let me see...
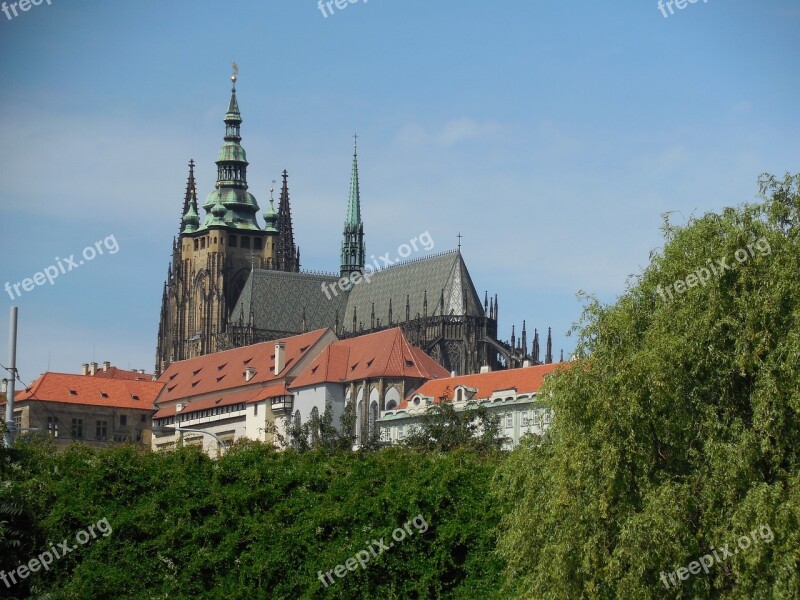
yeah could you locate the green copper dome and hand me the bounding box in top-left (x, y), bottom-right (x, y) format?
top-left (196, 72), bottom-right (264, 232)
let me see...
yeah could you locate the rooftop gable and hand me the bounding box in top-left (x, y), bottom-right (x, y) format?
top-left (289, 327), bottom-right (449, 388)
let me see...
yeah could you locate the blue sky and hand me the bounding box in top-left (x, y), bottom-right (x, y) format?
top-left (1, 0), bottom-right (798, 384)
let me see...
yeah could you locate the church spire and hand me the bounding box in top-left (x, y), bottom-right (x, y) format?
top-left (181, 159), bottom-right (200, 234)
top-left (201, 63), bottom-right (260, 231)
top-left (545, 327), bottom-right (553, 364)
top-left (277, 170), bottom-right (299, 272)
top-left (341, 135), bottom-right (365, 277)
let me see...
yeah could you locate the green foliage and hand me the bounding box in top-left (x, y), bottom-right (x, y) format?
top-left (495, 173), bottom-right (800, 598)
top-left (403, 401), bottom-right (504, 454)
top-left (2, 440), bottom-right (506, 598)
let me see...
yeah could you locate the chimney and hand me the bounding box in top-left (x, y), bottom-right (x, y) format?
top-left (450, 371), bottom-right (456, 377)
top-left (480, 365), bottom-right (492, 374)
top-left (245, 367), bottom-right (256, 382)
top-left (81, 363), bottom-right (89, 376)
top-left (523, 359), bottom-right (532, 368)
top-left (274, 342), bottom-right (286, 376)
top-left (90, 362), bottom-right (98, 376)
top-left (102, 361), bottom-right (110, 372)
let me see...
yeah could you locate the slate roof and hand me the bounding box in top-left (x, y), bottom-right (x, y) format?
top-left (231, 250), bottom-right (485, 336)
top-left (229, 270), bottom-right (346, 334)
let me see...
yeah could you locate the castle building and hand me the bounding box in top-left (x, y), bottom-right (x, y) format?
top-left (156, 71), bottom-right (554, 378)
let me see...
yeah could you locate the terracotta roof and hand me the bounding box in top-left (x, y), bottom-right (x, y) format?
top-left (289, 327), bottom-right (450, 389)
top-left (398, 363), bottom-right (564, 409)
top-left (9, 372), bottom-right (163, 410)
top-left (89, 367), bottom-right (153, 381)
top-left (153, 383), bottom-right (288, 419)
top-left (155, 328), bottom-right (329, 404)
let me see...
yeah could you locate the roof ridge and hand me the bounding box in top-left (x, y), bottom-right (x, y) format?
top-left (368, 248), bottom-right (458, 274)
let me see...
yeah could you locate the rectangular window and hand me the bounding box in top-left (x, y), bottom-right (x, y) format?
top-left (47, 416), bottom-right (59, 437)
top-left (120, 415), bottom-right (127, 427)
top-left (522, 414), bottom-right (529, 427)
top-left (71, 419), bottom-right (83, 439)
top-left (96, 420), bottom-right (107, 441)
top-left (194, 239), bottom-right (199, 250)
top-left (398, 425), bottom-right (405, 440)
top-left (505, 414), bottom-right (513, 429)
top-left (13, 412), bottom-right (22, 431)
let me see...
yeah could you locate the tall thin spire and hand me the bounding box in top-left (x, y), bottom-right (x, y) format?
top-left (276, 170), bottom-right (299, 272)
top-left (341, 134), bottom-right (365, 277)
top-left (545, 327), bottom-right (553, 364)
top-left (181, 159), bottom-right (200, 234)
top-left (533, 328), bottom-right (540, 364)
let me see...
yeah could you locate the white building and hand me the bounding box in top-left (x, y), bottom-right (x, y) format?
top-left (379, 363), bottom-right (562, 450)
top-left (151, 327), bottom-right (448, 455)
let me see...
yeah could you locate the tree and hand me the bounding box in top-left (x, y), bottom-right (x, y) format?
top-left (495, 173), bottom-right (800, 598)
top-left (403, 399), bottom-right (504, 453)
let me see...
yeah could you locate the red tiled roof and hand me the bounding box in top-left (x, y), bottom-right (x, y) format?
top-left (89, 367), bottom-right (153, 381)
top-left (9, 372), bottom-right (163, 410)
top-left (155, 329), bottom-right (329, 404)
top-left (289, 327), bottom-right (450, 389)
top-left (152, 383), bottom-right (288, 419)
top-left (398, 363), bottom-right (565, 409)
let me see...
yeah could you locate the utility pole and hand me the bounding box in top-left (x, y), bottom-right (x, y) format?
top-left (3, 306), bottom-right (18, 448)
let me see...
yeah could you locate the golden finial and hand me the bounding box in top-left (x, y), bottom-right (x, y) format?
top-left (231, 61), bottom-right (239, 86)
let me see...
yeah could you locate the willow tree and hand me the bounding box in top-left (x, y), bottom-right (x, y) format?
top-left (495, 173), bottom-right (800, 599)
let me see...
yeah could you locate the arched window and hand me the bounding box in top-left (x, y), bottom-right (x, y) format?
top-left (356, 401), bottom-right (363, 445)
top-left (369, 400), bottom-right (379, 439)
top-left (385, 400), bottom-right (397, 411)
top-left (310, 406), bottom-right (320, 444)
top-left (456, 388), bottom-right (464, 402)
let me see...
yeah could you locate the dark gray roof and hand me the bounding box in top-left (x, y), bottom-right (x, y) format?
top-left (230, 270), bottom-right (346, 334)
top-left (343, 250), bottom-right (485, 327)
top-left (231, 250), bottom-right (484, 335)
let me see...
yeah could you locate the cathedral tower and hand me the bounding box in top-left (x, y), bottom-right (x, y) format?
top-left (155, 67), bottom-right (293, 375)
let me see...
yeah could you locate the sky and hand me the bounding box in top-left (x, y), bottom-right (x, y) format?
top-left (0, 0), bottom-right (798, 386)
